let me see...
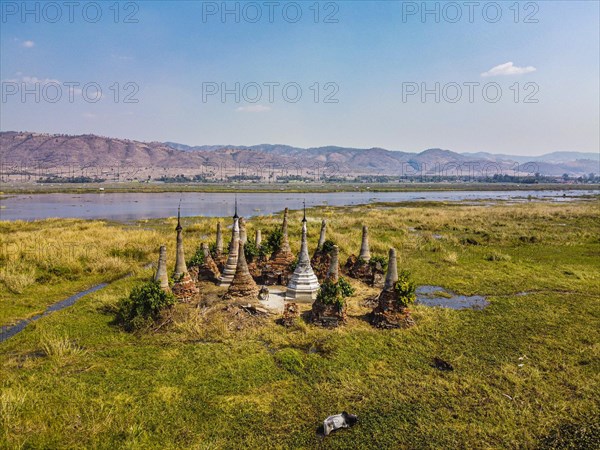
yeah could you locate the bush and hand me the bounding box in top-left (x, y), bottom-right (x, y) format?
top-left (338, 276), bottom-right (355, 297)
top-left (316, 280), bottom-right (344, 309)
top-left (369, 255), bottom-right (387, 270)
top-left (260, 227), bottom-right (283, 257)
top-left (289, 257), bottom-right (298, 272)
top-left (209, 242), bottom-right (219, 259)
top-left (394, 270), bottom-right (416, 308)
top-left (321, 239), bottom-right (336, 253)
top-left (116, 280), bottom-right (176, 331)
top-left (244, 240), bottom-right (258, 262)
top-left (187, 246), bottom-right (205, 267)
top-left (316, 276), bottom-right (354, 310)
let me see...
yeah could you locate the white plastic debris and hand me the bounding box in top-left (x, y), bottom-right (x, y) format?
top-left (323, 412), bottom-right (358, 436)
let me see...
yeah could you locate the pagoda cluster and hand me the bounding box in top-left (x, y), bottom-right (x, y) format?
top-left (153, 201), bottom-right (414, 329)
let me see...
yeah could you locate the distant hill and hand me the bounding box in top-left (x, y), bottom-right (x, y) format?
top-left (164, 140), bottom-right (598, 176)
top-left (1, 131), bottom-right (596, 179)
top-left (461, 151), bottom-right (599, 164)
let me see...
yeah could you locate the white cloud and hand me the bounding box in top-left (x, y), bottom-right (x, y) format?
top-left (21, 40), bottom-right (35, 48)
top-left (21, 76), bottom-right (60, 84)
top-left (1, 75), bottom-right (60, 84)
top-left (235, 104), bottom-right (271, 113)
top-left (481, 62), bottom-right (536, 77)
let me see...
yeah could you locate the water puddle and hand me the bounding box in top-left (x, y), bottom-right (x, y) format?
top-left (416, 285), bottom-right (489, 310)
top-left (1, 283), bottom-right (109, 343)
top-left (0, 263), bottom-right (153, 343)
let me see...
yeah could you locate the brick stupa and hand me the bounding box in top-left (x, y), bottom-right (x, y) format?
top-left (344, 225), bottom-right (385, 287)
top-left (370, 248), bottom-right (415, 329)
top-left (262, 208), bottom-right (295, 285)
top-left (189, 243), bottom-right (220, 284)
top-left (171, 207), bottom-right (199, 302)
top-left (310, 245), bottom-right (347, 327)
top-left (311, 219), bottom-right (332, 281)
top-left (224, 241), bottom-right (259, 301)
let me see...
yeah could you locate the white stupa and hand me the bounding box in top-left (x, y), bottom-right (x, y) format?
top-left (286, 204), bottom-right (320, 302)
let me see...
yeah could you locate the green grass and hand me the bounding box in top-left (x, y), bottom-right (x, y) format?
top-left (1, 199), bottom-right (599, 448)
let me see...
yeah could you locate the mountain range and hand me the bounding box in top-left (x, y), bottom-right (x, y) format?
top-left (1, 131), bottom-right (597, 179)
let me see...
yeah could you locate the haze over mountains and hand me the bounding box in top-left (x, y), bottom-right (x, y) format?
top-left (1, 131), bottom-right (597, 179)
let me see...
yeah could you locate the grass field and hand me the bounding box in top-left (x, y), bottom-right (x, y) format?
top-left (1, 198), bottom-right (599, 448)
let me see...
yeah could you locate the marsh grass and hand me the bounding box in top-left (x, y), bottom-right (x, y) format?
top-left (39, 331), bottom-right (86, 363)
top-left (0, 199), bottom-right (599, 448)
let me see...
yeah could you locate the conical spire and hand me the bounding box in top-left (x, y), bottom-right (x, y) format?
top-left (297, 216), bottom-right (310, 265)
top-left (201, 242), bottom-right (211, 258)
top-left (327, 245), bottom-right (339, 283)
top-left (154, 245), bottom-right (170, 291)
top-left (174, 207), bottom-right (187, 277)
top-left (279, 207), bottom-right (291, 253)
top-left (230, 214), bottom-right (240, 252)
top-left (234, 240), bottom-right (250, 276)
top-left (216, 222), bottom-right (223, 255)
top-left (359, 226), bottom-right (371, 262)
top-left (239, 217), bottom-right (247, 245)
top-left (233, 195), bottom-right (239, 219)
top-left (255, 229), bottom-right (262, 247)
top-left (383, 248), bottom-right (398, 291)
top-left (175, 203), bottom-right (182, 231)
top-left (317, 219), bottom-right (327, 250)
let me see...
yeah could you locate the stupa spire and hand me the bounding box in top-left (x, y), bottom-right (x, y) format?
top-left (279, 207), bottom-right (291, 253)
top-left (255, 229), bottom-right (262, 247)
top-left (383, 247), bottom-right (398, 291)
top-left (174, 204), bottom-right (187, 277)
top-left (176, 201), bottom-right (182, 231)
top-left (317, 219), bottom-right (327, 250)
top-left (215, 222), bottom-right (223, 255)
top-left (239, 217), bottom-right (247, 245)
top-left (154, 245), bottom-right (170, 292)
top-left (359, 226), bottom-right (371, 262)
top-left (298, 214), bottom-right (310, 265)
top-left (327, 245), bottom-right (339, 283)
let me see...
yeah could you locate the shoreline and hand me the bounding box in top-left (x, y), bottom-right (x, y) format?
top-left (1, 182), bottom-right (598, 195)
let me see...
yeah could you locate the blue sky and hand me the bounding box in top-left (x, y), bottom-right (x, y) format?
top-left (1, 1), bottom-right (598, 155)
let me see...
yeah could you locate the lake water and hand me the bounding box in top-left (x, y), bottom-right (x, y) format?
top-left (0, 189), bottom-right (596, 222)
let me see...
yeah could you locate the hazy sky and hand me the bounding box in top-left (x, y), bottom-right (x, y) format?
top-left (1, 1), bottom-right (599, 155)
